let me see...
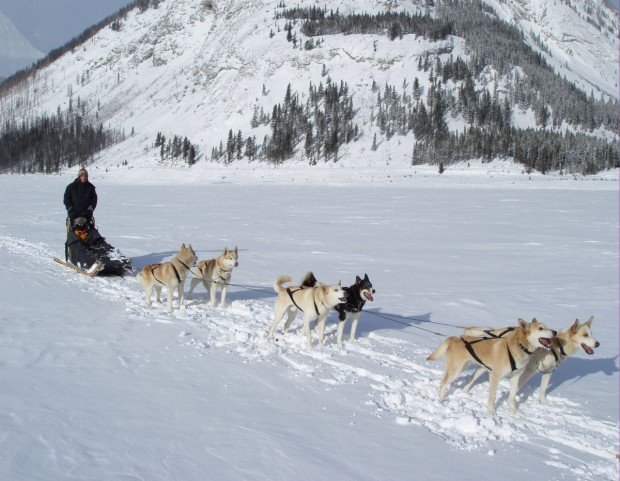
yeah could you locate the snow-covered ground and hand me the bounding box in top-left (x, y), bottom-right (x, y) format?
top-left (0, 169), bottom-right (617, 481)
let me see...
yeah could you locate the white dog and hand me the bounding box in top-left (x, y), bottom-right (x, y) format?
top-left (267, 273), bottom-right (346, 348)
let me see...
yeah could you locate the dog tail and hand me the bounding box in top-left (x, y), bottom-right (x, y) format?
top-left (300, 271), bottom-right (318, 288)
top-left (462, 326), bottom-right (493, 337)
top-left (273, 275), bottom-right (292, 294)
top-left (426, 339), bottom-right (449, 361)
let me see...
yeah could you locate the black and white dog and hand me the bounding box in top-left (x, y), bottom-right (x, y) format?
top-left (334, 274), bottom-right (375, 345)
top-left (301, 273), bottom-right (375, 345)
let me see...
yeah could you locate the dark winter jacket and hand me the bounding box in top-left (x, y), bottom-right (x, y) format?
top-left (64, 178), bottom-right (97, 222)
top-left (66, 227), bottom-right (123, 276)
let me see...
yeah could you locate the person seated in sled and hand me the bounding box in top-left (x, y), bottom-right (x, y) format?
top-left (66, 217), bottom-right (125, 276)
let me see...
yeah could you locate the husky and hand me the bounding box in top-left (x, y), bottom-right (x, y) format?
top-left (333, 274), bottom-right (375, 345)
top-left (188, 246), bottom-right (239, 308)
top-left (462, 316), bottom-right (598, 405)
top-left (137, 243), bottom-right (197, 314)
top-left (267, 272), bottom-right (347, 348)
top-left (427, 318), bottom-right (557, 414)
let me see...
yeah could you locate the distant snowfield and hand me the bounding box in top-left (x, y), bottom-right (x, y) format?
top-left (0, 170), bottom-right (617, 481)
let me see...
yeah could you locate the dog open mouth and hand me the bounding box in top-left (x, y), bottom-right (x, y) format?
top-left (581, 343), bottom-right (594, 355)
top-left (364, 292), bottom-right (374, 301)
top-left (538, 337), bottom-right (552, 348)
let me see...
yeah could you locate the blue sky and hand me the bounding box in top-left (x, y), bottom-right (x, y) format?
top-left (0, 0), bottom-right (134, 53)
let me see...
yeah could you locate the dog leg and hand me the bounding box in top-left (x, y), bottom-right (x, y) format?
top-left (317, 313), bottom-right (328, 346)
top-left (220, 284), bottom-right (228, 309)
top-left (282, 306), bottom-right (297, 332)
top-left (177, 280), bottom-right (185, 308)
top-left (462, 367), bottom-right (487, 394)
top-left (539, 372), bottom-right (552, 404)
top-left (302, 314), bottom-right (313, 348)
top-left (166, 285), bottom-right (174, 314)
top-left (154, 285), bottom-right (162, 304)
top-left (267, 301), bottom-right (287, 339)
top-left (508, 374), bottom-right (521, 413)
top-left (188, 277), bottom-right (200, 299)
top-left (438, 358), bottom-right (465, 401)
top-left (144, 283), bottom-right (153, 307)
top-left (336, 320), bottom-right (346, 345)
top-left (209, 281), bottom-right (218, 308)
top-left (486, 371), bottom-right (502, 415)
top-left (349, 311), bottom-right (361, 341)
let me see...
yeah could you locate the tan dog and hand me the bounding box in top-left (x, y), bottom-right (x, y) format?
top-left (267, 272), bottom-right (347, 348)
top-left (427, 318), bottom-right (557, 414)
top-left (188, 247), bottom-right (238, 308)
top-left (137, 244), bottom-right (197, 314)
top-left (462, 316), bottom-right (598, 405)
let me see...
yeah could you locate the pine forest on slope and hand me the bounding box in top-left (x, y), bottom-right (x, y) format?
top-left (0, 0), bottom-right (617, 175)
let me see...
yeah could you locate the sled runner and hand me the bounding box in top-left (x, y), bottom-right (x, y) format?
top-left (53, 257), bottom-right (104, 277)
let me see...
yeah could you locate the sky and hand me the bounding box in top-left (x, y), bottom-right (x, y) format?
top-left (0, 0), bottom-right (134, 53)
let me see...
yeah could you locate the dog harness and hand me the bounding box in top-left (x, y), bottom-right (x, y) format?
top-left (286, 287), bottom-right (320, 316)
top-left (460, 337), bottom-right (533, 372)
top-left (480, 327), bottom-right (515, 338)
top-left (150, 258), bottom-right (189, 285)
top-left (213, 267), bottom-right (233, 284)
top-left (149, 264), bottom-right (169, 285)
top-left (537, 343), bottom-right (567, 374)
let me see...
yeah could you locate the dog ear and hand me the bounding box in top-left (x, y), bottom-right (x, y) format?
top-left (584, 315), bottom-right (594, 327)
top-left (518, 318), bottom-right (527, 328)
top-left (224, 247), bottom-right (228, 254)
top-left (355, 275), bottom-right (362, 284)
top-left (570, 319), bottom-right (580, 333)
top-left (234, 246), bottom-right (238, 254)
top-left (364, 273), bottom-right (369, 281)
top-left (181, 243), bottom-right (186, 249)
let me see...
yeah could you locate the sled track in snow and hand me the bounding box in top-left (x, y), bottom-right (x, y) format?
top-left (1, 235), bottom-right (617, 480)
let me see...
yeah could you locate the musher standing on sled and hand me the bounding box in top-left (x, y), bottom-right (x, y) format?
top-left (60, 167), bottom-right (131, 275)
top-left (64, 167), bottom-right (97, 225)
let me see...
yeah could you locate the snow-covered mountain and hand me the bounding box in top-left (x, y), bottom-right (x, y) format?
top-left (486, 0), bottom-right (618, 99)
top-left (0, 8), bottom-right (43, 79)
top-left (0, 0), bottom-right (617, 173)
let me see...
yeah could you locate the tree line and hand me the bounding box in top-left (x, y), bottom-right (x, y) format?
top-left (0, 103), bottom-right (124, 173)
top-left (277, 6), bottom-right (454, 41)
top-left (155, 132), bottom-right (199, 165)
top-left (210, 78), bottom-right (357, 164)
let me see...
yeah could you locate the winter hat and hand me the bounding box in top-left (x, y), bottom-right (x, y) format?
top-left (78, 167), bottom-right (88, 177)
top-left (73, 217), bottom-right (88, 230)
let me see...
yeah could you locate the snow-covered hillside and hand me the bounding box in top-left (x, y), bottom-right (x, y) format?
top-left (0, 0), bottom-right (617, 173)
top-left (0, 8), bottom-right (43, 79)
top-left (486, 0), bottom-right (618, 99)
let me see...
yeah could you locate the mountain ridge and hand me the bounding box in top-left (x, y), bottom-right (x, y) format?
top-left (0, 0), bottom-right (617, 175)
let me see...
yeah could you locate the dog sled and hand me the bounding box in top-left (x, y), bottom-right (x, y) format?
top-left (59, 217), bottom-right (133, 276)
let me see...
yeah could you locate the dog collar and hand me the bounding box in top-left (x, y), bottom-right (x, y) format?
top-left (517, 341), bottom-right (532, 356)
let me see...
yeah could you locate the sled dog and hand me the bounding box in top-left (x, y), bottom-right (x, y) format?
top-left (427, 318), bottom-right (557, 414)
top-left (333, 274), bottom-right (375, 345)
top-left (188, 246), bottom-right (239, 308)
top-left (462, 316), bottom-right (598, 405)
top-left (267, 272), bottom-right (346, 348)
top-left (137, 243), bottom-right (197, 314)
